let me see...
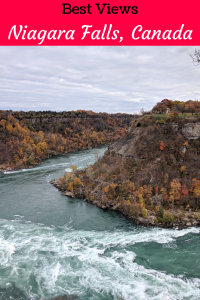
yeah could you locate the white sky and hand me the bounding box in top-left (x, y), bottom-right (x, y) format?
top-left (0, 46), bottom-right (199, 113)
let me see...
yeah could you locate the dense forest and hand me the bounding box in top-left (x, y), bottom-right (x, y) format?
top-left (53, 100), bottom-right (200, 228)
top-left (0, 109), bottom-right (135, 171)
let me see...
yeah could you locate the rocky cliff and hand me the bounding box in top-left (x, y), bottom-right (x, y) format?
top-left (109, 118), bottom-right (200, 158)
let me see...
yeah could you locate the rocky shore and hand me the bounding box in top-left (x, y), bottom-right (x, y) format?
top-left (50, 178), bottom-right (200, 230)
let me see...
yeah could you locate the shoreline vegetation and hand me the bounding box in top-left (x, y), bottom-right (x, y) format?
top-left (0, 109), bottom-right (135, 172)
top-left (51, 100), bottom-right (200, 229)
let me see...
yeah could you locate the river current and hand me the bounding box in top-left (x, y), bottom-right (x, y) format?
top-left (0, 146), bottom-right (200, 300)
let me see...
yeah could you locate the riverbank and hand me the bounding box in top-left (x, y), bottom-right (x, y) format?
top-left (50, 178), bottom-right (200, 229)
top-left (0, 146), bottom-right (106, 173)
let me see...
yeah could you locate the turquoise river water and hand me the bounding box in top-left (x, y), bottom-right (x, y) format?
top-left (0, 146), bottom-right (200, 300)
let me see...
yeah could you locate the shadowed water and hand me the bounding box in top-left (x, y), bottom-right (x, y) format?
top-left (0, 146), bottom-right (200, 300)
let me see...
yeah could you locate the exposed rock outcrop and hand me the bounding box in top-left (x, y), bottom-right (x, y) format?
top-left (109, 127), bottom-right (144, 158)
top-left (182, 122), bottom-right (200, 139)
top-left (109, 121), bottom-right (200, 158)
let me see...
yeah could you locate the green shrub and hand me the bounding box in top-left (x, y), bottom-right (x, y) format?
top-left (162, 213), bottom-right (174, 224)
top-left (157, 207), bottom-right (164, 219)
top-left (142, 208), bottom-right (148, 218)
top-left (130, 204), bottom-right (139, 218)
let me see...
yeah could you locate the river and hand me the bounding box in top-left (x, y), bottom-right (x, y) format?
top-left (0, 146), bottom-right (200, 300)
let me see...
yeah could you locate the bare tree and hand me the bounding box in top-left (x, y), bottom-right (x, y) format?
top-left (190, 49), bottom-right (200, 65)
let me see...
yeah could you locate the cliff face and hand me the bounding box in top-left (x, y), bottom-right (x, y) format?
top-left (109, 119), bottom-right (200, 158)
top-left (182, 122), bottom-right (200, 139)
top-left (23, 115), bottom-right (136, 125)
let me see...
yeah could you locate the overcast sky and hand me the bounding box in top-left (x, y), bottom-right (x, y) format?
top-left (0, 46), bottom-right (199, 113)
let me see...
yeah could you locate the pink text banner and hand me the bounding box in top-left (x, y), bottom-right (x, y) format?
top-left (0, 0), bottom-right (199, 45)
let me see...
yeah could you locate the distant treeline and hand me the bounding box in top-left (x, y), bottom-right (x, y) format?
top-left (151, 99), bottom-right (200, 115)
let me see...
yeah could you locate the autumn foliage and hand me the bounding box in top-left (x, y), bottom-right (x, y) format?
top-left (152, 99), bottom-right (200, 116)
top-left (0, 110), bottom-right (135, 170)
top-left (160, 141), bottom-right (165, 151)
top-left (57, 101), bottom-right (200, 226)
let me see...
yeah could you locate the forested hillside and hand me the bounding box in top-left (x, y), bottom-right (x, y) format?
top-left (52, 100), bottom-right (200, 228)
top-left (0, 109), bottom-right (135, 171)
